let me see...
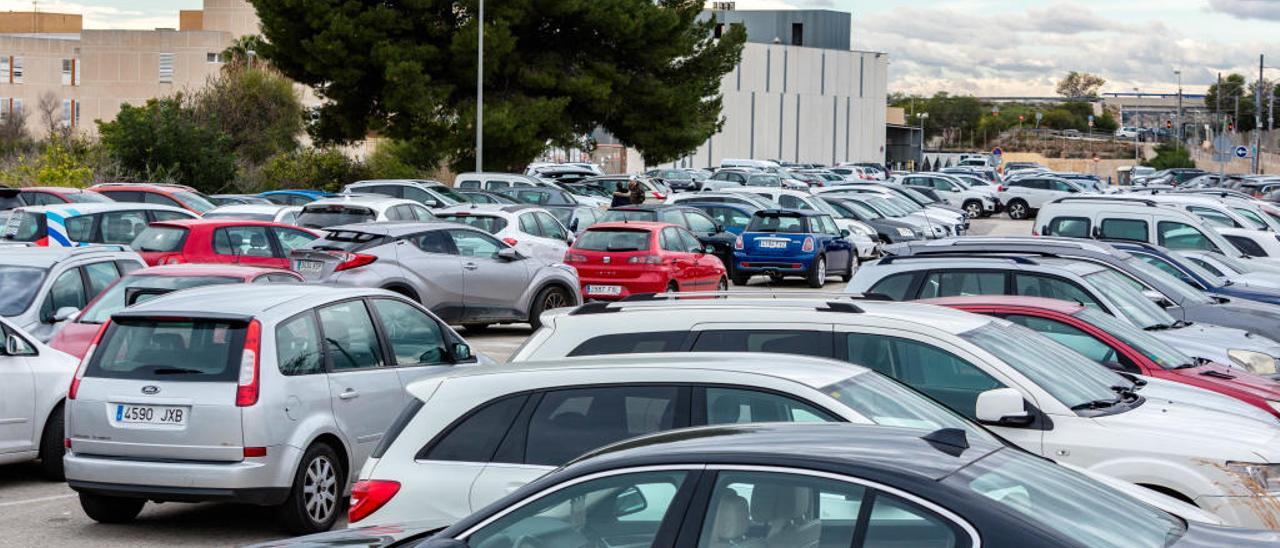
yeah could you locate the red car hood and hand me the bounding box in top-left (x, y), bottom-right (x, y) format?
top-left (1171, 362), bottom-right (1280, 400)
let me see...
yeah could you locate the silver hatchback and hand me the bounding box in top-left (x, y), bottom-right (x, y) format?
top-left (63, 284), bottom-right (479, 533)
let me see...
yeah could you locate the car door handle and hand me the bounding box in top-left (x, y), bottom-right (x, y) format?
top-left (463, 262), bottom-right (479, 270)
top-left (339, 389), bottom-right (360, 400)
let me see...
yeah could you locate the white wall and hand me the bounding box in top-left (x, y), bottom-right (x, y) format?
top-left (656, 42), bottom-right (887, 169)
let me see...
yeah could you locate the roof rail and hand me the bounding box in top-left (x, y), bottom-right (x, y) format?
top-left (878, 253), bottom-right (1038, 265)
top-left (1051, 196), bottom-right (1159, 207)
top-left (565, 291), bottom-right (890, 316)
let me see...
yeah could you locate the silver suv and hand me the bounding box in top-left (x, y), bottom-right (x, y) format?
top-left (291, 222), bottom-right (581, 330)
top-left (63, 284), bottom-right (479, 533)
top-left (0, 246), bottom-right (145, 341)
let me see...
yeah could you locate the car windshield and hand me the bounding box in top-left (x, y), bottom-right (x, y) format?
top-left (864, 196), bottom-right (907, 217)
top-left (0, 265), bottom-right (47, 316)
top-left (1122, 257), bottom-right (1214, 305)
top-left (821, 371), bottom-right (997, 443)
top-left (79, 275), bottom-right (242, 324)
top-left (959, 322), bottom-right (1128, 410)
top-left (884, 195), bottom-right (925, 213)
top-left (428, 185), bottom-right (467, 204)
top-left (437, 214), bottom-right (508, 234)
top-left (842, 200), bottom-right (883, 219)
top-left (173, 191), bottom-right (217, 214)
top-left (601, 210), bottom-right (657, 223)
top-left (945, 448), bottom-right (1185, 548)
top-left (203, 212), bottom-right (276, 222)
top-left (65, 191), bottom-right (112, 203)
top-left (893, 186), bottom-right (936, 205)
top-left (574, 229), bottom-right (650, 252)
top-left (1075, 308), bottom-right (1194, 370)
top-left (1081, 269), bottom-right (1177, 330)
top-left (747, 175), bottom-right (781, 187)
top-left (297, 205), bottom-right (377, 229)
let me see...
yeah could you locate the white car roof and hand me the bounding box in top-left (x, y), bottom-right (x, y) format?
top-left (14, 203), bottom-right (192, 216)
top-left (306, 195), bottom-right (421, 211)
top-left (437, 204), bottom-right (552, 219)
top-left (119, 284), bottom-right (404, 323)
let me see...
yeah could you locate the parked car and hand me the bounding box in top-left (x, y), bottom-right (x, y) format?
top-left (453, 172), bottom-right (547, 192)
top-left (453, 189), bottom-right (519, 205)
top-left (130, 218), bottom-right (319, 268)
top-left (1175, 248), bottom-right (1280, 289)
top-left (0, 186), bottom-right (111, 210)
top-left (88, 183), bottom-right (218, 215)
top-left (291, 221), bottom-right (580, 330)
top-left (601, 204), bottom-right (738, 279)
top-left (295, 195), bottom-right (435, 230)
top-left (816, 185), bottom-right (966, 237)
top-left (544, 204), bottom-right (603, 235)
top-left (644, 168), bottom-right (700, 191)
top-left (928, 295), bottom-right (1280, 418)
top-left (1116, 126), bottom-right (1142, 139)
top-left (494, 186), bottom-right (583, 210)
top-left (209, 194), bottom-right (275, 206)
top-left (435, 205), bottom-right (573, 264)
top-left (258, 190), bottom-right (336, 206)
top-left (850, 241), bottom-right (1280, 375)
top-left (339, 352), bottom-right (999, 528)
top-left (48, 264), bottom-right (302, 359)
top-left (203, 204), bottom-right (304, 225)
top-left (668, 190), bottom-right (777, 209)
top-left (63, 284), bottom-right (480, 533)
top-left (583, 175), bottom-right (672, 203)
top-left (723, 187), bottom-right (880, 260)
top-left (898, 173), bottom-right (1000, 218)
top-left (0, 317), bottom-right (79, 479)
top-left (0, 246), bottom-right (144, 341)
top-left (821, 195), bottom-right (924, 243)
top-left (343, 179), bottom-right (468, 209)
top-left (1114, 240), bottom-right (1280, 307)
top-left (680, 201), bottom-right (756, 235)
top-left (999, 176), bottom-right (1085, 219)
top-left (567, 222), bottom-right (727, 299)
top-left (733, 209), bottom-right (854, 287)
top-left (2, 203), bottom-right (197, 247)
top-left (514, 295), bottom-right (1280, 529)
top-left (1036, 196), bottom-right (1245, 258)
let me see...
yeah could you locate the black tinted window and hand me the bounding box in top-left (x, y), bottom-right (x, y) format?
top-left (690, 330), bottom-right (832, 358)
top-left (86, 319), bottom-right (246, 382)
top-left (1226, 235), bottom-right (1268, 257)
top-left (569, 331), bottom-right (687, 356)
top-left (420, 395), bottom-right (528, 462)
top-left (1046, 217), bottom-right (1090, 238)
top-left (525, 386), bottom-right (680, 466)
top-left (1099, 219), bottom-right (1148, 242)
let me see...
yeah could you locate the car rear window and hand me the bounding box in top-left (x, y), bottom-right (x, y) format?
top-left (297, 205), bottom-right (377, 229)
top-left (65, 191), bottom-right (113, 203)
top-left (1, 211), bottom-right (44, 242)
top-left (747, 213), bottom-right (807, 233)
top-left (437, 214), bottom-right (508, 234)
top-left (601, 210), bottom-right (657, 223)
top-left (203, 212), bottom-right (276, 222)
top-left (574, 229), bottom-right (651, 251)
top-left (309, 229), bottom-right (390, 252)
top-left (131, 226), bottom-right (189, 252)
top-left (85, 318), bottom-right (247, 382)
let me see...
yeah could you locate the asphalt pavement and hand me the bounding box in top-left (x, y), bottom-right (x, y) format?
top-left (0, 216), bottom-right (1028, 548)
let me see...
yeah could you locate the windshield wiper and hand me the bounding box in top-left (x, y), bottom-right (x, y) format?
top-left (1144, 323), bottom-right (1173, 331)
top-left (1171, 320), bottom-right (1194, 328)
top-left (1070, 397), bottom-right (1121, 411)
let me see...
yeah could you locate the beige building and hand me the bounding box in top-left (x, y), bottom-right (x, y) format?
top-left (0, 0), bottom-right (261, 137)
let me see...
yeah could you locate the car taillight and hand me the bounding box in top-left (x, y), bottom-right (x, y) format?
top-left (734, 236), bottom-right (743, 250)
top-left (159, 254), bottom-right (185, 265)
top-left (564, 252), bottom-right (587, 263)
top-left (628, 255), bottom-right (664, 264)
top-left (802, 237), bottom-right (815, 252)
top-left (70, 320), bottom-right (110, 400)
top-left (349, 480), bottom-right (401, 523)
top-left (236, 320), bottom-right (261, 407)
top-left (502, 237), bottom-right (518, 246)
top-left (997, 185), bottom-right (1005, 192)
top-left (334, 253), bottom-right (377, 272)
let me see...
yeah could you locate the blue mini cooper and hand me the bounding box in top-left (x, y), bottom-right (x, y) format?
top-left (733, 209), bottom-right (854, 287)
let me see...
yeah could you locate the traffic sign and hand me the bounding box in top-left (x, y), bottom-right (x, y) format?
top-left (1213, 135), bottom-right (1234, 154)
top-left (1235, 145), bottom-right (1250, 159)
top-left (992, 147), bottom-right (1003, 157)
top-left (1035, 112), bottom-right (1043, 122)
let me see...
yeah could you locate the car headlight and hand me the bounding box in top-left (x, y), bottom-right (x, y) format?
top-left (852, 224), bottom-right (875, 237)
top-left (896, 227), bottom-right (914, 237)
top-left (1226, 462), bottom-right (1280, 494)
top-left (1229, 349), bottom-right (1277, 375)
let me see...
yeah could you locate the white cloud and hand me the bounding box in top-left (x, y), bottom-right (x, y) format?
top-left (1207, 0), bottom-right (1280, 21)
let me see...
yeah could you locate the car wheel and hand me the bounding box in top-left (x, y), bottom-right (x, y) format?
top-left (807, 255), bottom-right (827, 288)
top-left (1007, 199), bottom-right (1030, 220)
top-left (38, 403), bottom-right (65, 481)
top-left (717, 278), bottom-right (729, 291)
top-left (963, 200), bottom-right (983, 219)
top-left (462, 323), bottom-right (491, 333)
top-left (841, 255), bottom-right (855, 283)
top-left (667, 281), bottom-right (680, 293)
top-left (277, 443), bottom-right (345, 534)
top-left (731, 273), bottom-right (751, 286)
top-left (529, 285), bottom-right (571, 330)
top-left (79, 492), bottom-right (145, 524)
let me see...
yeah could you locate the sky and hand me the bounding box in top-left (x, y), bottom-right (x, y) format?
top-left (9, 0), bottom-right (1280, 96)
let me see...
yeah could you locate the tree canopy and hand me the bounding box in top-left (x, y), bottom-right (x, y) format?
top-left (1056, 72), bottom-right (1106, 98)
top-left (251, 0), bottom-right (746, 171)
top-left (97, 97), bottom-right (237, 192)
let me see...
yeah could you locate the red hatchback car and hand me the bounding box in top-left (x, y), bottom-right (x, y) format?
top-left (565, 221), bottom-right (727, 300)
top-left (88, 183), bottom-right (219, 215)
top-left (0, 186), bottom-right (112, 208)
top-left (48, 264), bottom-right (303, 358)
top-left (129, 218), bottom-right (319, 268)
top-left (923, 295), bottom-right (1280, 419)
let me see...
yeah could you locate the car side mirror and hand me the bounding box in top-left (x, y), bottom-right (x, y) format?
top-left (714, 222), bottom-right (726, 233)
top-left (615, 486), bottom-right (648, 517)
top-left (975, 388), bottom-right (1033, 427)
top-left (497, 247), bottom-right (522, 261)
top-left (840, 229), bottom-right (851, 238)
top-left (426, 200), bottom-right (442, 208)
top-left (1141, 289), bottom-right (1173, 308)
top-left (451, 342), bottom-right (473, 362)
top-left (53, 306), bottom-right (79, 323)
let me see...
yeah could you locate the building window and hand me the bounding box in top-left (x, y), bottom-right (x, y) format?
top-left (61, 58), bottom-right (79, 86)
top-left (714, 23), bottom-right (724, 39)
top-left (1, 56), bottom-right (21, 84)
top-left (0, 98), bottom-right (18, 120)
top-left (791, 22), bottom-right (803, 46)
top-left (60, 99), bottom-right (79, 128)
top-left (158, 53), bottom-right (174, 83)
top-left (206, 52), bottom-right (222, 64)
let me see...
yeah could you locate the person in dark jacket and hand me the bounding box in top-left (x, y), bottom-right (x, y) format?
top-left (610, 183), bottom-right (631, 207)
top-left (628, 178), bottom-right (646, 205)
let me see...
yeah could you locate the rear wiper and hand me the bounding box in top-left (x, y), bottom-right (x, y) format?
top-left (605, 246), bottom-right (642, 252)
top-left (311, 245), bottom-right (345, 251)
top-left (144, 366), bottom-right (206, 375)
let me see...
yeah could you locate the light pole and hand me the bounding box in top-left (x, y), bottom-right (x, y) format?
top-left (475, 0), bottom-right (484, 173)
top-left (1174, 69), bottom-right (1183, 146)
top-left (918, 112), bottom-right (929, 170)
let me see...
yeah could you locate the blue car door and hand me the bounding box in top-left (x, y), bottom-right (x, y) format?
top-left (817, 215), bottom-right (852, 269)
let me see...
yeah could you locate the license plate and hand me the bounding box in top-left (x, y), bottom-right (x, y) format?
top-left (759, 240), bottom-right (788, 249)
top-left (585, 285), bottom-right (623, 296)
top-left (115, 404), bottom-right (188, 425)
top-left (295, 260), bottom-right (324, 273)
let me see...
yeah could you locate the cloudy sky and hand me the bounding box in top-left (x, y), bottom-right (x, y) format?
top-left (9, 0), bottom-right (1279, 96)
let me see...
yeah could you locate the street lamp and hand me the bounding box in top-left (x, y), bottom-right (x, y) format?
top-left (476, 0), bottom-right (484, 173)
top-left (1174, 69), bottom-right (1183, 145)
top-left (919, 112), bottom-right (930, 169)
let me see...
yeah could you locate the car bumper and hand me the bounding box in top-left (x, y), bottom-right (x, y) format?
top-left (64, 446), bottom-right (300, 504)
top-left (734, 257), bottom-right (814, 275)
top-left (1196, 494), bottom-right (1280, 530)
top-left (850, 236), bottom-right (878, 258)
top-left (578, 273), bottom-right (670, 300)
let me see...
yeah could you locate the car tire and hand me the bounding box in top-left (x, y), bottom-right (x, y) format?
top-left (38, 403), bottom-right (65, 481)
top-left (717, 278), bottom-right (729, 291)
top-left (667, 281), bottom-right (680, 293)
top-left (731, 273), bottom-right (751, 286)
top-left (963, 200), bottom-right (983, 219)
top-left (528, 285), bottom-right (571, 330)
top-left (79, 492), bottom-right (145, 524)
top-left (277, 443), bottom-right (345, 534)
top-left (841, 255), bottom-right (855, 283)
top-left (1007, 199), bottom-right (1030, 220)
top-left (807, 255), bottom-right (827, 288)
top-left (462, 323), bottom-right (491, 333)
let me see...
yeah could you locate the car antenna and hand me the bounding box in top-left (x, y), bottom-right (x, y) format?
top-left (921, 428), bottom-right (968, 457)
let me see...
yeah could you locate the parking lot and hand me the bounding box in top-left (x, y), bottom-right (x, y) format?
top-left (0, 216), bottom-right (1026, 548)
